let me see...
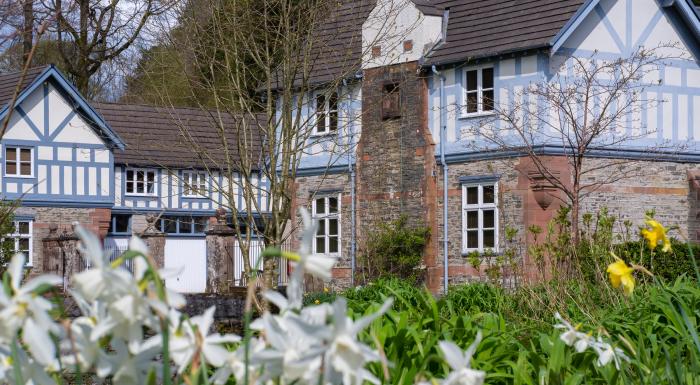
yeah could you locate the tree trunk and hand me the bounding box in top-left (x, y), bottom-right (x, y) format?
top-left (22, 0), bottom-right (34, 65)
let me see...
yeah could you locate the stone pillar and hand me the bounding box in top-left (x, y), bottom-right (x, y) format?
top-left (42, 224), bottom-right (62, 276)
top-left (41, 224), bottom-right (85, 290)
top-left (205, 209), bottom-right (235, 294)
top-left (141, 215), bottom-right (165, 269)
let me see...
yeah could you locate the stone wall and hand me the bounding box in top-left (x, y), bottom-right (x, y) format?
top-left (438, 158), bottom-right (527, 287)
top-left (357, 61), bottom-right (439, 291)
top-left (291, 172), bottom-right (354, 289)
top-left (579, 159), bottom-right (697, 240)
top-left (15, 206), bottom-right (111, 275)
top-left (438, 156), bottom-right (700, 288)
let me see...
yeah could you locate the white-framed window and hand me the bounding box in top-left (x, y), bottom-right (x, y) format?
top-left (314, 91), bottom-right (339, 135)
top-left (125, 168), bottom-right (157, 196)
top-left (312, 194), bottom-right (340, 255)
top-left (182, 171), bottom-right (207, 197)
top-left (4, 146), bottom-right (32, 177)
top-left (463, 67), bottom-right (494, 116)
top-left (3, 220), bottom-right (32, 265)
top-left (462, 182), bottom-right (498, 253)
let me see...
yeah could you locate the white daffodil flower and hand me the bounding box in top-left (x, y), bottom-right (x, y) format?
top-left (323, 297), bottom-right (393, 385)
top-left (72, 226), bottom-right (133, 303)
top-left (553, 313), bottom-right (629, 370)
top-left (437, 332), bottom-right (485, 385)
top-left (169, 306), bottom-right (241, 371)
top-left (211, 337), bottom-right (264, 385)
top-left (0, 254), bottom-right (62, 371)
top-left (253, 311), bottom-right (325, 384)
top-left (61, 316), bottom-right (112, 376)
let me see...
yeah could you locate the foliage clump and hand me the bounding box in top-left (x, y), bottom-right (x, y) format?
top-left (357, 215), bottom-right (429, 284)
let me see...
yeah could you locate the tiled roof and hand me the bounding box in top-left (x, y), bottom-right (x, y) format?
top-left (424, 0), bottom-right (585, 66)
top-left (303, 0), bottom-right (376, 86)
top-left (0, 65), bottom-right (48, 110)
top-left (94, 103), bottom-right (266, 170)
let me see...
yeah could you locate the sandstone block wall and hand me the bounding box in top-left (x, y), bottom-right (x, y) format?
top-left (291, 172), bottom-right (354, 289)
top-left (14, 206), bottom-right (111, 275)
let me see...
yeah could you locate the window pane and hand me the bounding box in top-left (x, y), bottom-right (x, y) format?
top-left (17, 221), bottom-right (29, 234)
top-left (115, 215), bottom-right (130, 233)
top-left (329, 236), bottom-right (338, 253)
top-left (126, 182), bottom-right (134, 193)
top-left (136, 182), bottom-right (144, 194)
top-left (194, 217), bottom-right (208, 233)
top-left (483, 230), bottom-right (495, 248)
top-left (466, 211), bottom-right (478, 229)
top-left (328, 218), bottom-right (338, 236)
top-left (483, 209), bottom-right (495, 228)
top-left (466, 92), bottom-right (478, 114)
top-left (146, 181), bottom-right (155, 194)
top-left (6, 147), bottom-right (16, 161)
top-left (482, 68), bottom-right (494, 89)
top-left (329, 93), bottom-right (338, 132)
top-left (467, 230), bottom-right (478, 249)
top-left (317, 219), bottom-right (325, 235)
top-left (147, 172), bottom-right (155, 184)
top-left (466, 186), bottom-right (478, 204)
top-left (18, 238), bottom-right (29, 252)
top-left (136, 171), bottom-right (144, 182)
top-left (466, 70), bottom-right (477, 91)
top-left (20, 162), bottom-right (31, 176)
top-left (19, 149), bottom-right (30, 162)
top-left (483, 185), bottom-right (495, 204)
top-left (316, 94), bottom-right (326, 132)
top-left (483, 90), bottom-right (494, 111)
top-left (6, 162), bottom-right (16, 175)
top-left (163, 218), bottom-right (177, 233)
top-left (316, 236), bottom-right (326, 254)
top-left (315, 198), bottom-right (325, 215)
top-left (179, 218), bottom-right (192, 233)
top-left (328, 197), bottom-right (338, 213)
top-left (126, 170), bottom-right (134, 181)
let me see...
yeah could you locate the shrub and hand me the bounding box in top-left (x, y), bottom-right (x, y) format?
top-left (614, 239), bottom-right (700, 282)
top-left (357, 215), bottom-right (430, 283)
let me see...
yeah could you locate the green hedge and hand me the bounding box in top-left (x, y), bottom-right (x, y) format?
top-left (613, 240), bottom-right (700, 282)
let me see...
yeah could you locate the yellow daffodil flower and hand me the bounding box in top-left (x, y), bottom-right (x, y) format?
top-left (641, 218), bottom-right (672, 253)
top-left (607, 257), bottom-right (635, 295)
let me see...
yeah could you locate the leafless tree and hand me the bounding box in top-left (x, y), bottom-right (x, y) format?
top-left (469, 44), bottom-right (687, 246)
top-left (130, 0), bottom-right (419, 289)
top-left (35, 0), bottom-right (172, 97)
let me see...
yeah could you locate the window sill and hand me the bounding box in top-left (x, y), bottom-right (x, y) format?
top-left (124, 193), bottom-right (158, 198)
top-left (310, 131), bottom-right (338, 138)
top-left (182, 195), bottom-right (209, 199)
top-left (4, 174), bottom-right (35, 179)
top-left (461, 250), bottom-right (501, 257)
top-left (458, 111), bottom-right (496, 120)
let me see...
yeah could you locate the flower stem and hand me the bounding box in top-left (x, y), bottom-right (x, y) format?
top-left (10, 338), bottom-right (23, 385)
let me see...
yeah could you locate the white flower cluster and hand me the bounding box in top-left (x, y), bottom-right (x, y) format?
top-left (0, 210), bottom-right (405, 385)
top-left (554, 312), bottom-right (630, 369)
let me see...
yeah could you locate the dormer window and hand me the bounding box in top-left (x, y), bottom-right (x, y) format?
top-left (315, 92), bottom-right (338, 135)
top-left (463, 67), bottom-right (494, 116)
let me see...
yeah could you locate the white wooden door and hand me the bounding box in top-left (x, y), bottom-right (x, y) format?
top-left (164, 238), bottom-right (207, 293)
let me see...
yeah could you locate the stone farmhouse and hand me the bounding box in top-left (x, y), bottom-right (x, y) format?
top-left (1, 0), bottom-right (699, 294)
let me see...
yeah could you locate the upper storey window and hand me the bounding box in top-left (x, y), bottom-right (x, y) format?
top-left (125, 168), bottom-right (157, 196)
top-left (315, 92), bottom-right (338, 135)
top-left (182, 171), bottom-right (207, 197)
top-left (463, 67), bottom-right (494, 116)
top-left (5, 147), bottom-right (32, 177)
